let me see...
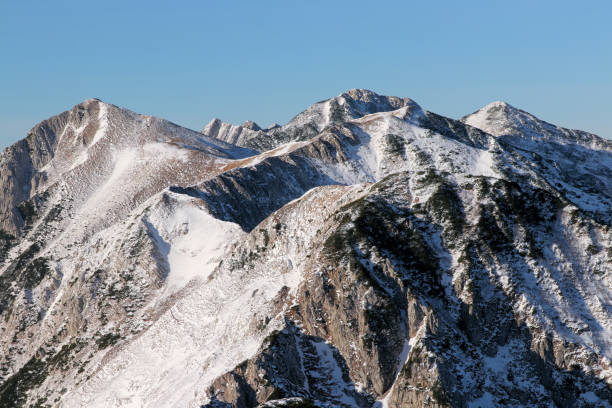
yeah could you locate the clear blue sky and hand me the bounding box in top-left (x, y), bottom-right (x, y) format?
top-left (1, 1), bottom-right (610, 150)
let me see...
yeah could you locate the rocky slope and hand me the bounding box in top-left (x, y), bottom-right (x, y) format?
top-left (202, 89), bottom-right (422, 151)
top-left (0, 90), bottom-right (610, 407)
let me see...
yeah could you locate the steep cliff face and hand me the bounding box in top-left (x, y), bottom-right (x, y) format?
top-left (0, 90), bottom-right (610, 408)
top-left (0, 105), bottom-right (69, 235)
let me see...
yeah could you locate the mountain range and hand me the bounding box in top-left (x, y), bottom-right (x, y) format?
top-left (0, 89), bottom-right (610, 407)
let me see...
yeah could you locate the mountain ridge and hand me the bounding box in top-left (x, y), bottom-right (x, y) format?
top-left (462, 100), bottom-right (611, 150)
top-left (0, 89), bottom-right (610, 407)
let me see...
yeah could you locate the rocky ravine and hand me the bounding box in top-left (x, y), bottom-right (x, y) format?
top-left (0, 90), bottom-right (610, 407)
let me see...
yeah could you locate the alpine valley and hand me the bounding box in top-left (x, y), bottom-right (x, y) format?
top-left (0, 89), bottom-right (610, 408)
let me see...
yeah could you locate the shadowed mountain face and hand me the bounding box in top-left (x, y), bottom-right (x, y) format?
top-left (0, 90), bottom-right (610, 408)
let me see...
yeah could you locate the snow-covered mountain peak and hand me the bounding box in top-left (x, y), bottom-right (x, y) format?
top-left (2, 91), bottom-right (612, 408)
top-left (459, 100), bottom-right (611, 222)
top-left (338, 89), bottom-right (426, 125)
top-left (241, 120), bottom-right (261, 131)
top-left (69, 98), bottom-right (108, 112)
top-left (0, 98), bottom-right (257, 237)
top-left (340, 88), bottom-right (421, 110)
top-left (462, 100), bottom-right (611, 151)
top-left (81, 97), bottom-right (103, 103)
top-left (461, 100), bottom-right (528, 136)
top-left (203, 89), bottom-right (426, 151)
top-left (481, 100), bottom-right (511, 109)
top-left (202, 117), bottom-right (225, 134)
top-left (341, 87), bottom-right (378, 99)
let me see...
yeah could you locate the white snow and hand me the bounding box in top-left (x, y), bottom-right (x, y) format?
top-left (91, 102), bottom-right (109, 146)
top-left (4, 90), bottom-right (611, 408)
top-left (374, 322), bottom-right (425, 408)
top-left (142, 142), bottom-right (189, 162)
top-left (62, 185), bottom-right (356, 407)
top-left (311, 340), bottom-right (359, 406)
top-left (145, 192), bottom-right (244, 294)
top-left (239, 140), bottom-right (310, 168)
top-left (309, 108), bottom-right (501, 188)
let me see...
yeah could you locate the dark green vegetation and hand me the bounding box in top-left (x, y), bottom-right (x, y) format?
top-left (472, 177), bottom-right (560, 258)
top-left (17, 200), bottom-right (37, 229)
top-left (0, 357), bottom-right (47, 408)
top-left (0, 240), bottom-right (50, 315)
top-left (47, 340), bottom-right (87, 371)
top-left (41, 204), bottom-right (63, 225)
top-left (324, 173), bottom-right (444, 299)
top-left (0, 340), bottom-right (86, 408)
top-left (424, 181), bottom-right (465, 244)
top-left (0, 230), bottom-right (15, 264)
top-left (23, 258), bottom-right (50, 289)
top-left (383, 133), bottom-right (406, 156)
top-left (95, 332), bottom-right (121, 349)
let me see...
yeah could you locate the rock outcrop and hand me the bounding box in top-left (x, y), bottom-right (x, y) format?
top-left (0, 89), bottom-right (610, 407)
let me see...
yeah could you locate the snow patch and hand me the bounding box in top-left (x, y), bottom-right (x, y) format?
top-left (374, 321), bottom-right (425, 407)
top-left (146, 193), bottom-right (244, 293)
top-left (91, 102), bottom-right (109, 146)
top-left (143, 142), bottom-right (189, 162)
top-left (311, 340), bottom-right (359, 406)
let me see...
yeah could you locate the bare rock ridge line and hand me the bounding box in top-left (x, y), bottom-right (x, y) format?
top-left (0, 88), bottom-right (610, 407)
top-left (202, 89), bottom-right (424, 151)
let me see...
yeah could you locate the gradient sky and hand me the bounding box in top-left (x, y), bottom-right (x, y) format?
top-left (1, 0), bottom-right (610, 151)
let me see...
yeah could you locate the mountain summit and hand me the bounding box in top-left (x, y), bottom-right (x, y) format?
top-left (0, 90), bottom-right (610, 407)
top-left (202, 89), bottom-right (425, 150)
top-left (462, 100), bottom-right (611, 150)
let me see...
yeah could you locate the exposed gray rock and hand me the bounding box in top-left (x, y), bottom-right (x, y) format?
top-left (0, 89), bottom-right (610, 407)
top-left (203, 89), bottom-right (424, 151)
